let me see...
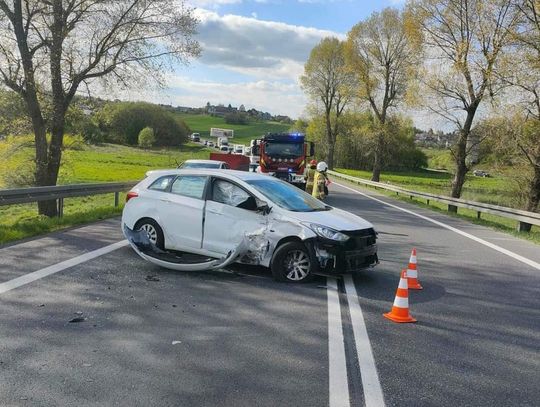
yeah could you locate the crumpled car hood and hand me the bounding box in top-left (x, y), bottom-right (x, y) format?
top-left (284, 206), bottom-right (373, 231)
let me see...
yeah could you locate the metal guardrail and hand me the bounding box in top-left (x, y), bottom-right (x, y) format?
top-left (0, 182), bottom-right (137, 217)
top-left (328, 170), bottom-right (540, 232)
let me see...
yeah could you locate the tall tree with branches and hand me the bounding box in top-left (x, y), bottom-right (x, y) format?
top-left (498, 0), bottom-right (540, 220)
top-left (408, 0), bottom-right (521, 207)
top-left (345, 7), bottom-right (416, 182)
top-left (301, 37), bottom-right (354, 170)
top-left (0, 0), bottom-right (200, 216)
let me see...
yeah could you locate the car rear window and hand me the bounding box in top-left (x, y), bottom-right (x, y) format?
top-left (148, 176), bottom-right (174, 191)
top-left (182, 162), bottom-right (221, 169)
top-left (170, 176), bottom-right (208, 199)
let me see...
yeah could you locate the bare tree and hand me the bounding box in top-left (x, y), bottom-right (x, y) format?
top-left (0, 0), bottom-right (200, 216)
top-left (408, 0), bottom-right (520, 207)
top-left (345, 7), bottom-right (416, 182)
top-left (498, 0), bottom-right (540, 221)
top-left (301, 37), bottom-right (354, 170)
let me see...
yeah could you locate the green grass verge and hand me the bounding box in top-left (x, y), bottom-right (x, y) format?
top-left (334, 176), bottom-right (540, 245)
top-left (336, 168), bottom-right (516, 208)
top-left (0, 141), bottom-right (216, 245)
top-left (0, 194), bottom-right (126, 245)
top-left (176, 114), bottom-right (290, 145)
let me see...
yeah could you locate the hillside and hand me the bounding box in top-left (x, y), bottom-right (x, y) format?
top-left (176, 114), bottom-right (291, 145)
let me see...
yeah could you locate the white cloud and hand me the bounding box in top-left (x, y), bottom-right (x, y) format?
top-left (194, 9), bottom-right (344, 81)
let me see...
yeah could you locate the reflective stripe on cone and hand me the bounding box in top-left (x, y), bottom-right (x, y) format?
top-left (407, 248), bottom-right (423, 290)
top-left (383, 270), bottom-right (417, 323)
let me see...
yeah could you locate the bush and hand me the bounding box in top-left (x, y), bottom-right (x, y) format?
top-left (138, 127), bottom-right (155, 148)
top-left (224, 112), bottom-right (248, 125)
top-left (97, 102), bottom-right (190, 146)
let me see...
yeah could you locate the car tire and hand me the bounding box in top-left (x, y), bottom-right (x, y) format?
top-left (271, 241), bottom-right (316, 283)
top-left (134, 218), bottom-right (165, 250)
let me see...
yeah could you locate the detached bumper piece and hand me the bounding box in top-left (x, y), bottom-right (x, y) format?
top-left (123, 225), bottom-right (245, 272)
top-left (314, 228), bottom-right (378, 274)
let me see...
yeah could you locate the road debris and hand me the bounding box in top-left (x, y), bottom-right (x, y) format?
top-left (145, 275), bottom-right (160, 282)
top-left (68, 317), bottom-right (86, 323)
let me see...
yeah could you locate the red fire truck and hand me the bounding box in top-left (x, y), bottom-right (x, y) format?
top-left (256, 133), bottom-right (314, 188)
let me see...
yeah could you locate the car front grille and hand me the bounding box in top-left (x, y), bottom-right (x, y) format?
top-left (342, 228), bottom-right (377, 250)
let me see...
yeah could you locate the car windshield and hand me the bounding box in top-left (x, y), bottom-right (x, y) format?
top-left (264, 142), bottom-right (303, 158)
top-left (182, 162), bottom-right (221, 169)
top-left (246, 179), bottom-right (330, 212)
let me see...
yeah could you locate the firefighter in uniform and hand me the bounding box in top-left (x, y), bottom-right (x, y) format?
top-left (312, 161), bottom-right (329, 200)
top-left (304, 159), bottom-right (317, 195)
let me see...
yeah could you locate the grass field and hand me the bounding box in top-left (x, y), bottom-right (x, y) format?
top-left (176, 114), bottom-right (290, 145)
top-left (336, 168), bottom-right (516, 208)
top-left (334, 169), bottom-right (539, 243)
top-left (0, 140), bottom-right (213, 244)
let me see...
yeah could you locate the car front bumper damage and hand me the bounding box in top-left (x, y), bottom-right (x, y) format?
top-left (307, 228), bottom-right (379, 275)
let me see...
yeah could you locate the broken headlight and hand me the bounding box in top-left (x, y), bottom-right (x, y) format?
top-left (303, 223), bottom-right (349, 242)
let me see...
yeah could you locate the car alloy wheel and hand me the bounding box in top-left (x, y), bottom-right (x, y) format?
top-left (134, 218), bottom-right (165, 250)
top-left (283, 249), bottom-right (311, 281)
top-left (140, 223), bottom-right (158, 244)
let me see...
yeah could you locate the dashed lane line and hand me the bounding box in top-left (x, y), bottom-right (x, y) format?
top-left (0, 240), bottom-right (128, 295)
top-left (327, 277), bottom-right (351, 407)
top-left (343, 275), bottom-right (385, 407)
top-left (333, 182), bottom-right (540, 272)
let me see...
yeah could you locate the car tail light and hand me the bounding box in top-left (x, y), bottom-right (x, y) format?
top-left (126, 191), bottom-right (138, 202)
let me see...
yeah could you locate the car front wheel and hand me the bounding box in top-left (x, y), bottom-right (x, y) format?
top-left (134, 218), bottom-right (165, 250)
top-left (271, 241), bottom-right (316, 283)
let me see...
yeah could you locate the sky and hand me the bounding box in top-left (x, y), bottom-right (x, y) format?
top-left (126, 0), bottom-right (407, 120)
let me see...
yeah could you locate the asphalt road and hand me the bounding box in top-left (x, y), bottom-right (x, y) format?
top-left (0, 181), bottom-right (538, 407)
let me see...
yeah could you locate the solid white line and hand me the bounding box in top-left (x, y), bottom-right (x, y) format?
top-left (343, 275), bottom-right (386, 407)
top-left (334, 182), bottom-right (540, 271)
top-left (0, 240), bottom-right (129, 294)
top-left (327, 277), bottom-right (350, 407)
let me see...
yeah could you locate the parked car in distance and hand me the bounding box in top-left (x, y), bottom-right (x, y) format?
top-left (122, 169), bottom-right (378, 282)
top-left (191, 133), bottom-right (200, 142)
top-left (178, 160), bottom-right (230, 170)
top-left (220, 146), bottom-right (229, 152)
top-left (473, 169), bottom-right (490, 177)
top-left (234, 145), bottom-right (244, 154)
top-left (207, 141), bottom-right (214, 147)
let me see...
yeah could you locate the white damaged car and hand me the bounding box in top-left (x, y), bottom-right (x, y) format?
top-left (122, 169), bottom-right (378, 282)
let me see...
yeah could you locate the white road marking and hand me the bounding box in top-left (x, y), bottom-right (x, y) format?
top-left (343, 275), bottom-right (386, 407)
top-left (327, 277), bottom-right (350, 407)
top-left (334, 182), bottom-right (540, 271)
top-left (0, 240), bottom-right (128, 294)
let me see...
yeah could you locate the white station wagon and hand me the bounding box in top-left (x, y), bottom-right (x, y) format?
top-left (122, 169), bottom-right (378, 282)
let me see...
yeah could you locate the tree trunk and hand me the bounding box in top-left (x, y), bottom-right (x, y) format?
top-left (327, 142), bottom-right (335, 170)
top-left (324, 109), bottom-right (335, 170)
top-left (526, 162), bottom-right (540, 211)
top-left (449, 108), bottom-right (477, 211)
top-left (371, 131), bottom-right (384, 182)
top-left (37, 1), bottom-right (66, 217)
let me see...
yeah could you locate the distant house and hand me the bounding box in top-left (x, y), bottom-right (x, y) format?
top-left (208, 105), bottom-right (237, 117)
top-left (274, 115), bottom-right (292, 124)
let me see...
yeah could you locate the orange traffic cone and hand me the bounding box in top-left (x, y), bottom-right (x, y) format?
top-left (406, 248), bottom-right (423, 290)
top-left (383, 270), bottom-right (417, 323)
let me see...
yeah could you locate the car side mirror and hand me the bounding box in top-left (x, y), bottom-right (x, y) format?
top-left (256, 199), bottom-right (272, 215)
